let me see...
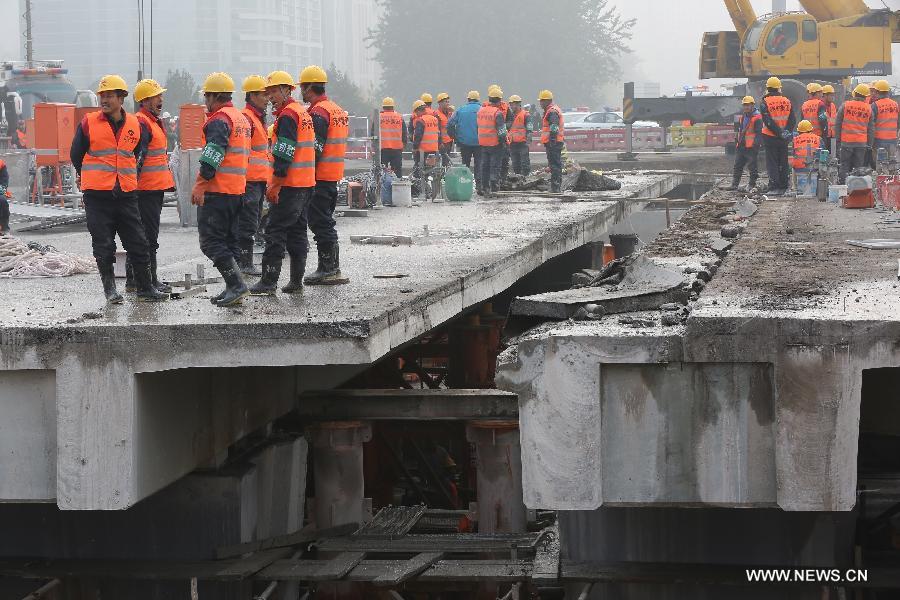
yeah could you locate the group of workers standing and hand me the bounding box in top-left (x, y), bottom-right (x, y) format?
top-left (69, 65), bottom-right (349, 306)
top-left (378, 86), bottom-right (565, 196)
top-left (730, 76), bottom-right (899, 193)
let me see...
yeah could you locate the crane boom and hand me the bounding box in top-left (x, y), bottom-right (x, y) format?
top-left (797, 0), bottom-right (870, 22)
top-left (723, 0), bottom-right (756, 39)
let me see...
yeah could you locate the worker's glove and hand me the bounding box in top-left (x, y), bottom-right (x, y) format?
top-left (266, 181), bottom-right (283, 204)
top-left (191, 178), bottom-right (207, 207)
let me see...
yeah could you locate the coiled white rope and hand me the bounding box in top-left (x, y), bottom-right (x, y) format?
top-left (0, 234), bottom-right (97, 278)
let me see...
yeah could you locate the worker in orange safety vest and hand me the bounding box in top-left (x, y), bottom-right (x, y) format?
top-left (835, 83), bottom-right (875, 184)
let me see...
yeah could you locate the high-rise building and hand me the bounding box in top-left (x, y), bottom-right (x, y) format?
top-left (321, 0), bottom-right (382, 93)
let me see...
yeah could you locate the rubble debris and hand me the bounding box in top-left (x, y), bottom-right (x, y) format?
top-left (0, 236), bottom-right (97, 278)
top-left (720, 224), bottom-right (743, 239)
top-left (350, 235), bottom-right (414, 245)
top-left (618, 315), bottom-right (656, 328)
top-left (501, 167), bottom-right (622, 194)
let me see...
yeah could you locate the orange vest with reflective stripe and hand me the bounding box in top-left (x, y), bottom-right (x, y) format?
top-left (791, 132), bottom-right (821, 169)
top-left (436, 109), bottom-right (452, 144)
top-left (418, 114), bottom-right (439, 152)
top-left (509, 110), bottom-right (530, 143)
top-left (242, 106), bottom-right (273, 183)
top-left (278, 102), bottom-right (316, 188)
top-left (477, 105), bottom-right (501, 147)
top-left (81, 111), bottom-right (140, 193)
top-left (801, 99), bottom-right (825, 136)
top-left (541, 104), bottom-right (565, 144)
top-left (762, 95), bottom-right (791, 137)
top-left (840, 100), bottom-right (872, 144)
top-left (827, 102), bottom-right (837, 137)
top-left (874, 97), bottom-right (899, 141)
top-left (315, 99), bottom-right (348, 182)
top-left (740, 113), bottom-right (761, 149)
top-left (135, 110), bottom-right (175, 191)
top-left (201, 105), bottom-right (251, 195)
top-left (380, 110), bottom-right (404, 150)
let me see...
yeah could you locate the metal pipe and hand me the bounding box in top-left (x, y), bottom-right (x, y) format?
top-left (576, 582), bottom-right (595, 600)
top-left (20, 578), bottom-right (61, 600)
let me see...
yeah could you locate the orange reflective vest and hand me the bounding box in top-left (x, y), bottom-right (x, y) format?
top-left (740, 113), bottom-right (762, 149)
top-left (874, 97), bottom-right (899, 141)
top-left (791, 132), bottom-right (821, 169)
top-left (801, 99), bottom-right (825, 137)
top-left (201, 105), bottom-right (251, 195)
top-left (484, 101), bottom-right (509, 122)
top-left (277, 102), bottom-right (316, 189)
top-left (762, 95), bottom-right (792, 137)
top-left (509, 110), bottom-right (530, 143)
top-left (436, 109), bottom-right (452, 144)
top-left (840, 100), bottom-right (872, 144)
top-left (380, 110), bottom-right (404, 150)
top-left (418, 114), bottom-right (439, 152)
top-left (135, 110), bottom-right (175, 192)
top-left (81, 111), bottom-right (141, 193)
top-left (242, 106), bottom-right (273, 183)
top-left (314, 99), bottom-right (348, 182)
top-left (826, 102), bottom-right (837, 137)
top-left (541, 104), bottom-right (565, 144)
top-left (477, 105), bottom-right (501, 147)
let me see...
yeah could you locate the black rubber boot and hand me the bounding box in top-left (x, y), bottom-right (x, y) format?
top-left (304, 242), bottom-right (348, 286)
top-left (97, 259), bottom-right (123, 305)
top-left (249, 257), bottom-right (282, 296)
top-left (150, 255), bottom-right (172, 293)
top-left (549, 183), bottom-right (562, 194)
top-left (124, 258), bottom-right (137, 293)
top-left (209, 289), bottom-right (226, 305)
top-left (214, 258), bottom-right (249, 307)
top-left (134, 263), bottom-right (169, 302)
top-left (281, 255), bottom-right (306, 294)
top-left (239, 242), bottom-right (262, 276)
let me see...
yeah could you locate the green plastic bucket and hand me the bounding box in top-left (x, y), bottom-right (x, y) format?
top-left (443, 166), bottom-right (474, 201)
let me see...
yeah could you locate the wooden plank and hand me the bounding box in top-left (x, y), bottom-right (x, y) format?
top-left (297, 389), bottom-right (518, 421)
top-left (216, 523), bottom-right (358, 559)
top-left (531, 523), bottom-right (560, 583)
top-left (307, 552), bottom-right (367, 582)
top-left (212, 549), bottom-right (292, 580)
top-left (258, 558), bottom-right (531, 583)
top-left (372, 552), bottom-right (444, 586)
top-left (316, 533), bottom-right (540, 554)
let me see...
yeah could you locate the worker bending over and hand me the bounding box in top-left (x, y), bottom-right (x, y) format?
top-left (190, 72), bottom-right (251, 307)
top-left (447, 91), bottom-right (482, 189)
top-left (791, 120), bottom-right (822, 173)
top-left (379, 97), bottom-right (406, 177)
top-left (759, 77), bottom-right (795, 196)
top-left (539, 90), bottom-right (564, 193)
top-left (835, 83), bottom-right (875, 184)
top-left (0, 158), bottom-right (9, 233)
top-left (801, 83), bottom-right (828, 149)
top-left (237, 75), bottom-right (273, 276)
top-left (872, 80), bottom-right (899, 171)
top-left (477, 89), bottom-right (507, 197)
top-left (299, 65), bottom-right (349, 286)
top-left (726, 96), bottom-right (762, 191)
top-left (507, 95), bottom-right (532, 176)
top-left (250, 70), bottom-right (315, 296)
top-left (71, 75), bottom-right (165, 304)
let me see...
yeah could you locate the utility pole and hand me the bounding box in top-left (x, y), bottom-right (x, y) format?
top-left (24, 0), bottom-right (33, 66)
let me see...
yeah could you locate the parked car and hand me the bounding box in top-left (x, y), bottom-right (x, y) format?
top-left (566, 111), bottom-right (659, 130)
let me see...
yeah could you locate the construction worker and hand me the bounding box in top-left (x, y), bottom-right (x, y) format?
top-left (791, 120), bottom-right (822, 173)
top-left (759, 76), bottom-right (795, 195)
top-left (436, 92), bottom-right (453, 166)
top-left (249, 70), bottom-right (316, 296)
top-left (379, 97), bottom-right (406, 177)
top-left (0, 158), bottom-right (9, 233)
top-left (801, 83), bottom-right (828, 147)
top-left (508, 95), bottom-right (533, 176)
top-left (835, 83), bottom-right (875, 184)
top-left (298, 65), bottom-right (349, 286)
top-left (412, 100), bottom-right (441, 169)
top-left (477, 89), bottom-right (508, 197)
top-left (539, 90), bottom-right (565, 193)
top-left (486, 85), bottom-right (513, 183)
top-left (822, 84), bottom-right (838, 153)
top-left (129, 79), bottom-right (176, 295)
top-left (70, 75), bottom-right (166, 304)
top-left (234, 75), bottom-right (272, 277)
top-left (190, 72), bottom-right (251, 307)
top-left (447, 91), bottom-right (482, 190)
top-left (726, 96), bottom-right (763, 191)
top-left (872, 79), bottom-right (899, 171)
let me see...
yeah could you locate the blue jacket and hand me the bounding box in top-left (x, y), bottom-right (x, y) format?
top-left (448, 100), bottom-right (481, 146)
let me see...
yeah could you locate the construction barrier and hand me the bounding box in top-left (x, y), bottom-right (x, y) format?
top-left (705, 125), bottom-right (736, 147)
top-left (670, 125), bottom-right (708, 148)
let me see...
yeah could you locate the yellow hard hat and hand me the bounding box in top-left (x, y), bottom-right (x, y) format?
top-left (299, 65), bottom-right (328, 84)
top-left (854, 83), bottom-right (871, 97)
top-left (97, 74), bottom-right (129, 94)
top-left (202, 72), bottom-right (235, 93)
top-left (436, 92), bottom-right (450, 102)
top-left (509, 94), bottom-right (523, 103)
top-left (538, 89), bottom-right (553, 101)
top-left (874, 79), bottom-right (891, 93)
top-left (242, 75), bottom-right (268, 93)
top-left (421, 93), bottom-right (433, 103)
top-left (797, 120), bottom-right (813, 133)
top-left (134, 78), bottom-right (165, 102)
top-left (766, 76), bottom-right (782, 89)
top-left (265, 70), bottom-right (295, 89)
top-left (821, 84), bottom-right (835, 94)
top-left (806, 82), bottom-right (822, 94)
top-left (412, 99), bottom-right (426, 110)
top-left (382, 96), bottom-right (395, 107)
top-left (467, 90), bottom-right (481, 101)
top-left (487, 85), bottom-right (503, 99)
top-left (742, 95), bottom-right (755, 105)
